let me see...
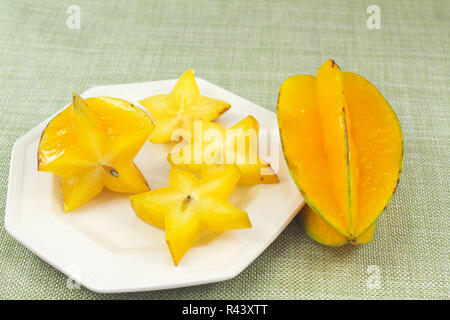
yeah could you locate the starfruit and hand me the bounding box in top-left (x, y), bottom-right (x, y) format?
top-left (38, 94), bottom-right (154, 212)
top-left (167, 116), bottom-right (279, 184)
top-left (130, 165), bottom-right (251, 265)
top-left (139, 69), bottom-right (231, 143)
top-left (277, 60), bottom-right (403, 245)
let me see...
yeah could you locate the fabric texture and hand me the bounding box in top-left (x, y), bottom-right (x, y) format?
top-left (0, 0), bottom-right (448, 299)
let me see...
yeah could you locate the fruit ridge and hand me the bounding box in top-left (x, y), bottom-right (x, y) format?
top-left (167, 116), bottom-right (279, 184)
top-left (277, 60), bottom-right (403, 245)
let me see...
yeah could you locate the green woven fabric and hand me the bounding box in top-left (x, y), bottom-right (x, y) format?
top-left (0, 0), bottom-right (449, 300)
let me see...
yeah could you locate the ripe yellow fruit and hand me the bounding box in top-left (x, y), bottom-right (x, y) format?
top-left (298, 205), bottom-right (376, 246)
top-left (38, 94), bottom-right (154, 212)
top-left (130, 165), bottom-right (251, 265)
top-left (167, 116), bottom-right (279, 184)
top-left (277, 60), bottom-right (403, 245)
top-left (139, 69), bottom-right (231, 143)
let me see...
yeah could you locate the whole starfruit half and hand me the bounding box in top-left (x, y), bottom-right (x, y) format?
top-left (277, 60), bottom-right (403, 245)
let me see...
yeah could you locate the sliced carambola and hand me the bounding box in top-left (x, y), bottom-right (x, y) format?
top-left (38, 94), bottom-right (154, 211)
top-left (139, 69), bottom-right (231, 143)
top-left (167, 116), bottom-right (279, 184)
top-left (130, 166), bottom-right (251, 265)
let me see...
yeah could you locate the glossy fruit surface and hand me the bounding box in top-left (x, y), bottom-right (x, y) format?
top-left (38, 94), bottom-right (154, 211)
top-left (167, 116), bottom-right (279, 184)
top-left (130, 165), bottom-right (251, 265)
top-left (139, 69), bottom-right (230, 143)
top-left (277, 60), bottom-right (403, 244)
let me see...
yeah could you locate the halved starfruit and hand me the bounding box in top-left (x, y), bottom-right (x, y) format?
top-left (139, 69), bottom-right (231, 143)
top-left (277, 60), bottom-right (403, 245)
top-left (130, 165), bottom-right (251, 265)
top-left (167, 116), bottom-right (279, 184)
top-left (38, 94), bottom-right (154, 212)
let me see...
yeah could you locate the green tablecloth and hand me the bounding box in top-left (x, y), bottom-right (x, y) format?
top-left (0, 0), bottom-right (448, 300)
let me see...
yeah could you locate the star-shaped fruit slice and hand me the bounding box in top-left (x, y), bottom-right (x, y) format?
top-left (38, 94), bottom-right (154, 212)
top-left (130, 166), bottom-right (251, 265)
top-left (139, 69), bottom-right (231, 143)
top-left (168, 116), bottom-right (279, 184)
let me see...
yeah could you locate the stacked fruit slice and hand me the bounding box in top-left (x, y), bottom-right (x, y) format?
top-left (38, 69), bottom-right (280, 266)
top-left (134, 69), bottom-right (278, 264)
top-left (167, 116), bottom-right (279, 184)
top-left (277, 60), bottom-right (403, 245)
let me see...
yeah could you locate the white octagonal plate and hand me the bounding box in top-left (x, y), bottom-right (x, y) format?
top-left (5, 78), bottom-right (304, 293)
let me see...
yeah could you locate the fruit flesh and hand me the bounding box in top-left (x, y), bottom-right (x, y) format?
top-left (139, 69), bottom-right (231, 143)
top-left (167, 116), bottom-right (279, 184)
top-left (277, 61), bottom-right (403, 244)
top-left (130, 166), bottom-right (251, 265)
top-left (38, 94), bottom-right (154, 211)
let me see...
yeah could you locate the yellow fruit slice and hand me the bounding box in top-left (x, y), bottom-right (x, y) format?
top-left (38, 94), bottom-right (154, 211)
top-left (167, 116), bottom-right (279, 184)
top-left (277, 60), bottom-right (403, 245)
top-left (298, 205), bottom-right (376, 247)
top-left (130, 166), bottom-right (251, 265)
top-left (139, 69), bottom-right (231, 143)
